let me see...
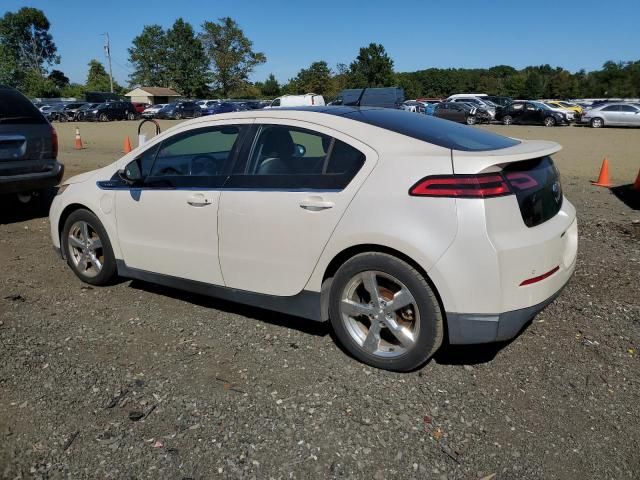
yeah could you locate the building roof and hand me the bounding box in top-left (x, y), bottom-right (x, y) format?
top-left (125, 87), bottom-right (180, 97)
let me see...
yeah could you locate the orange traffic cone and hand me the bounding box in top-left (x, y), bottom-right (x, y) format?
top-left (591, 158), bottom-right (612, 187)
top-left (74, 127), bottom-right (84, 150)
top-left (633, 168), bottom-right (640, 191)
top-left (123, 136), bottom-right (132, 153)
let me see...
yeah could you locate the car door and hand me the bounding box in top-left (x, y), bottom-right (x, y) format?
top-left (617, 105), bottom-right (640, 125)
top-left (522, 103), bottom-right (539, 124)
top-left (114, 122), bottom-right (251, 284)
top-left (217, 120), bottom-right (377, 296)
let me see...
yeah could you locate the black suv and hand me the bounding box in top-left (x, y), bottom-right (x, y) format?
top-left (0, 85), bottom-right (63, 202)
top-left (496, 101), bottom-right (568, 127)
top-left (84, 101), bottom-right (137, 121)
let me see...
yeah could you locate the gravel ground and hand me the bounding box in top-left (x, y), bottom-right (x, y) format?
top-left (0, 121), bottom-right (639, 479)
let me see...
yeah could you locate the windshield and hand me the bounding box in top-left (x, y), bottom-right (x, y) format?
top-left (533, 102), bottom-right (551, 110)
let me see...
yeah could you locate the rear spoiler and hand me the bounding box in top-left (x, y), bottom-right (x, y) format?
top-left (452, 140), bottom-right (562, 174)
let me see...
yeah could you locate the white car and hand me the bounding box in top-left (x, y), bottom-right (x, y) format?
top-left (266, 94), bottom-right (325, 108)
top-left (49, 107), bottom-right (577, 371)
top-left (141, 104), bottom-right (168, 118)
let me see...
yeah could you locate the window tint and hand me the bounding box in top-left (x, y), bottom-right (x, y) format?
top-left (147, 126), bottom-right (241, 185)
top-left (271, 99), bottom-right (281, 107)
top-left (0, 88), bottom-right (47, 125)
top-left (228, 125), bottom-right (365, 190)
top-left (602, 105), bottom-right (619, 112)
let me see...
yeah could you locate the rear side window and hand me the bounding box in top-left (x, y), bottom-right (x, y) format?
top-left (228, 125), bottom-right (365, 190)
top-left (0, 88), bottom-right (47, 125)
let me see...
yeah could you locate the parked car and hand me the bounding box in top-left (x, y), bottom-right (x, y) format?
top-left (131, 102), bottom-right (151, 114)
top-left (496, 101), bottom-right (569, 126)
top-left (267, 94), bottom-right (325, 108)
top-left (141, 104), bottom-right (167, 118)
top-left (450, 97), bottom-right (497, 119)
top-left (579, 103), bottom-right (640, 128)
top-left (332, 88), bottom-right (404, 109)
top-left (540, 101), bottom-right (576, 121)
top-left (196, 100), bottom-right (219, 110)
top-left (402, 100), bottom-right (426, 114)
top-left (61, 102), bottom-right (87, 119)
top-left (434, 102), bottom-right (491, 125)
top-left (155, 102), bottom-right (201, 120)
top-left (74, 103), bottom-right (101, 121)
top-left (545, 100), bottom-right (582, 114)
top-left (84, 101), bottom-right (137, 121)
top-left (49, 106), bottom-right (576, 372)
top-left (202, 102), bottom-right (238, 115)
top-left (483, 95), bottom-right (512, 108)
top-left (0, 85), bottom-right (63, 204)
top-left (41, 103), bottom-right (71, 122)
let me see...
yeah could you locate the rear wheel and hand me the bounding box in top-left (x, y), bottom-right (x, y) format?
top-left (591, 117), bottom-right (604, 128)
top-left (127, 111), bottom-right (136, 120)
top-left (502, 115), bottom-right (513, 125)
top-left (329, 252), bottom-right (443, 372)
top-left (544, 116), bottom-right (556, 127)
top-left (61, 209), bottom-right (117, 286)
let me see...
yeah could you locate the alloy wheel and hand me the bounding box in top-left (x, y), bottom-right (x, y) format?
top-left (340, 271), bottom-right (420, 358)
top-left (503, 115), bottom-right (512, 125)
top-left (67, 221), bottom-right (104, 278)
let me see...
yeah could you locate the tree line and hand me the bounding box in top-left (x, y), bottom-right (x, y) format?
top-left (1, 7), bottom-right (639, 101)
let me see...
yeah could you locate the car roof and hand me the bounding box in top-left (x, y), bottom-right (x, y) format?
top-left (177, 106), bottom-right (520, 152)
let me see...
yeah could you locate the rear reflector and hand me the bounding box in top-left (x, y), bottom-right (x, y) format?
top-left (51, 126), bottom-right (58, 159)
top-left (409, 174), bottom-right (511, 198)
top-left (519, 266), bottom-right (560, 286)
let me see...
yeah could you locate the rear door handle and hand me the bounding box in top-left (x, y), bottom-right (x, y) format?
top-left (187, 194), bottom-right (212, 207)
top-left (299, 197), bottom-right (334, 211)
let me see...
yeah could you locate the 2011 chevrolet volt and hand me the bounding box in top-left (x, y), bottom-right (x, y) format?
top-left (50, 107), bottom-right (577, 371)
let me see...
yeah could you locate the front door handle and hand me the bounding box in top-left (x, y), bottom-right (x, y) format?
top-left (187, 194), bottom-right (212, 207)
top-left (299, 197), bottom-right (334, 211)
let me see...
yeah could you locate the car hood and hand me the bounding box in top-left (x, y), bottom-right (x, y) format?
top-left (63, 170), bottom-right (98, 185)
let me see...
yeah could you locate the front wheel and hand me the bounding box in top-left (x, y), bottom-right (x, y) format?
top-left (466, 115), bottom-right (476, 125)
top-left (61, 209), bottom-right (117, 286)
top-left (329, 252), bottom-right (443, 372)
top-left (99, 113), bottom-right (108, 122)
top-left (127, 111), bottom-right (136, 120)
top-left (591, 117), bottom-right (604, 128)
top-left (544, 116), bottom-right (556, 127)
top-left (502, 115), bottom-right (513, 125)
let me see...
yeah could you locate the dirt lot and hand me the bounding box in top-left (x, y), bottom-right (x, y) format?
top-left (1, 119), bottom-right (639, 479)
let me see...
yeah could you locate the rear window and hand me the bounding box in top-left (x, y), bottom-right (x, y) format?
top-left (341, 108), bottom-right (520, 152)
top-left (0, 88), bottom-right (47, 125)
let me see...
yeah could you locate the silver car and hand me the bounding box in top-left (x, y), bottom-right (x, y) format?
top-left (581, 103), bottom-right (640, 128)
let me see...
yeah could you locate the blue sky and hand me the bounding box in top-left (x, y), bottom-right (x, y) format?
top-left (4, 0), bottom-right (639, 86)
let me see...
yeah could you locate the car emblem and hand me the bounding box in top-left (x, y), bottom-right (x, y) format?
top-left (552, 181), bottom-right (561, 203)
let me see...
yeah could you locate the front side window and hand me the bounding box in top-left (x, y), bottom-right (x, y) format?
top-left (228, 125), bottom-right (365, 190)
top-left (145, 126), bottom-right (242, 187)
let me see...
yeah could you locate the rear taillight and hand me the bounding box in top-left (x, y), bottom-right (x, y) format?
top-left (51, 126), bottom-right (58, 159)
top-left (409, 174), bottom-right (511, 198)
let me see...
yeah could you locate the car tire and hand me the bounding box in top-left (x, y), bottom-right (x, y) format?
top-left (466, 115), bottom-right (476, 125)
top-left (544, 116), bottom-right (556, 127)
top-left (99, 113), bottom-right (108, 122)
top-left (127, 111), bottom-right (136, 120)
top-left (194, 110), bottom-right (202, 118)
top-left (61, 209), bottom-right (117, 286)
top-left (591, 117), bottom-right (604, 128)
top-left (174, 112), bottom-right (182, 120)
top-left (502, 115), bottom-right (513, 125)
top-left (329, 252), bottom-right (444, 372)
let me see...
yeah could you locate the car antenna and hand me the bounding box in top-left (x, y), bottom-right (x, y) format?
top-left (354, 87), bottom-right (367, 107)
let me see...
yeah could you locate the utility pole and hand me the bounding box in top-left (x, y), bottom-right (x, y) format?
top-left (103, 32), bottom-right (114, 93)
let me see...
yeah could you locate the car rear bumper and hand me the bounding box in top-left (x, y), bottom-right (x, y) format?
top-left (0, 160), bottom-right (64, 194)
top-left (446, 275), bottom-right (570, 344)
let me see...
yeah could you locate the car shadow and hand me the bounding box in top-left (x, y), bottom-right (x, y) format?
top-left (433, 340), bottom-right (513, 366)
top-left (610, 184), bottom-right (639, 210)
top-left (0, 192), bottom-right (55, 225)
top-left (127, 280), bottom-right (331, 337)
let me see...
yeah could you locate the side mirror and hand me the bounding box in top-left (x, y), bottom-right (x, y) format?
top-left (118, 158), bottom-right (143, 185)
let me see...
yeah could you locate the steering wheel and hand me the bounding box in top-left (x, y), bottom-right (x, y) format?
top-left (190, 154), bottom-right (220, 176)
